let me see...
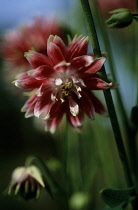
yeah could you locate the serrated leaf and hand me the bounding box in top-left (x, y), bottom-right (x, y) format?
top-left (100, 187), bottom-right (135, 208)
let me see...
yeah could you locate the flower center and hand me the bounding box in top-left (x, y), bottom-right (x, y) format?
top-left (61, 80), bottom-right (73, 96)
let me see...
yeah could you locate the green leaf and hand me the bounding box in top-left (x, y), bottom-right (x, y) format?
top-left (108, 8), bottom-right (130, 14)
top-left (100, 187), bottom-right (135, 208)
top-left (103, 203), bottom-right (125, 210)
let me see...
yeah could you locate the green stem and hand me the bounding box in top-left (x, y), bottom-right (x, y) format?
top-left (93, 0), bottom-right (138, 192)
top-left (80, 0), bottom-right (133, 187)
top-left (64, 122), bottom-right (70, 198)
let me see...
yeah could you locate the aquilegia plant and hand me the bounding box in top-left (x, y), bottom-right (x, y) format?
top-left (2, 0), bottom-right (138, 210)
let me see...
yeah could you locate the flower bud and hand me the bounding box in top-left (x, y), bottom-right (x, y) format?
top-left (69, 192), bottom-right (89, 210)
top-left (8, 165), bottom-right (45, 200)
top-left (106, 8), bottom-right (133, 28)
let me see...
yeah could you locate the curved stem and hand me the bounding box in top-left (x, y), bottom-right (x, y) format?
top-left (80, 0), bottom-right (133, 187)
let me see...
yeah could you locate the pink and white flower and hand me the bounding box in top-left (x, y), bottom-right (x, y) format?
top-left (15, 35), bottom-right (112, 133)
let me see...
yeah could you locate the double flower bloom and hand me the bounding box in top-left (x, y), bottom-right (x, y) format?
top-left (15, 35), bottom-right (112, 133)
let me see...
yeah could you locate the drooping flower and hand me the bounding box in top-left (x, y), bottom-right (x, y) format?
top-left (14, 35), bottom-right (112, 133)
top-left (3, 16), bottom-right (69, 72)
top-left (8, 165), bottom-right (45, 199)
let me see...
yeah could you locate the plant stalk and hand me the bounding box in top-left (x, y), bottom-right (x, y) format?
top-left (80, 0), bottom-right (133, 188)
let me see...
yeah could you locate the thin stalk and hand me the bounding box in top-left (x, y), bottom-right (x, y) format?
top-left (64, 121), bottom-right (69, 196)
top-left (92, 0), bottom-right (138, 192)
top-left (80, 0), bottom-right (133, 187)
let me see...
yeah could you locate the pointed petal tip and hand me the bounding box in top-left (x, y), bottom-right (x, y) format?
top-left (43, 114), bottom-right (50, 120)
top-left (44, 125), bottom-right (55, 134)
top-left (24, 49), bottom-right (36, 58)
top-left (21, 107), bottom-right (26, 112)
top-left (12, 80), bottom-right (16, 85)
top-left (13, 80), bottom-right (20, 88)
top-left (28, 70), bottom-right (33, 77)
top-left (47, 35), bottom-right (55, 43)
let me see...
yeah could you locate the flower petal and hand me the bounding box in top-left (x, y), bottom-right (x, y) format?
top-left (86, 90), bottom-right (106, 115)
top-left (67, 35), bottom-right (88, 60)
top-left (25, 51), bottom-right (52, 68)
top-left (84, 57), bottom-right (106, 75)
top-left (80, 90), bottom-right (95, 118)
top-left (68, 97), bottom-right (79, 116)
top-left (67, 110), bottom-right (84, 128)
top-left (54, 61), bottom-right (69, 72)
top-left (45, 103), bottom-right (64, 133)
top-left (28, 65), bottom-right (55, 80)
top-left (71, 55), bottom-right (94, 70)
top-left (47, 41), bottom-right (65, 65)
top-left (14, 72), bottom-right (42, 90)
top-left (48, 35), bottom-right (65, 53)
top-left (34, 89), bottom-right (52, 118)
top-left (21, 94), bottom-right (38, 118)
top-left (84, 77), bottom-right (111, 90)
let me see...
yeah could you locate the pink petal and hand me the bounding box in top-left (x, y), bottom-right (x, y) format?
top-left (45, 103), bottom-right (64, 133)
top-left (48, 35), bottom-right (65, 53)
top-left (54, 61), bottom-right (69, 72)
top-left (25, 51), bottom-right (52, 68)
top-left (14, 72), bottom-right (42, 90)
top-left (68, 97), bottom-right (79, 116)
top-left (84, 77), bottom-right (111, 90)
top-left (86, 90), bottom-right (106, 115)
top-left (91, 92), bottom-right (106, 115)
top-left (67, 110), bottom-right (84, 128)
top-left (48, 101), bottom-right (64, 119)
top-left (80, 90), bottom-right (95, 118)
top-left (47, 42), bottom-right (65, 65)
top-left (84, 57), bottom-right (106, 75)
top-left (21, 94), bottom-right (38, 118)
top-left (34, 89), bottom-right (52, 118)
top-left (67, 35), bottom-right (88, 61)
top-left (71, 55), bottom-right (94, 70)
top-left (28, 65), bottom-right (55, 80)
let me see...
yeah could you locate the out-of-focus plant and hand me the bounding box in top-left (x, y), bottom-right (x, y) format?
top-left (3, 16), bottom-right (70, 82)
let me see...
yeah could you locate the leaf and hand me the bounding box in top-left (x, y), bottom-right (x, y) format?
top-left (103, 203), bottom-right (125, 210)
top-left (100, 187), bottom-right (135, 208)
top-left (108, 8), bottom-right (130, 14)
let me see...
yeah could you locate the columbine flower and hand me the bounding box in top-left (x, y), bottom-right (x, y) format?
top-left (14, 35), bottom-right (112, 133)
top-left (3, 16), bottom-right (68, 72)
top-left (8, 165), bottom-right (45, 199)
